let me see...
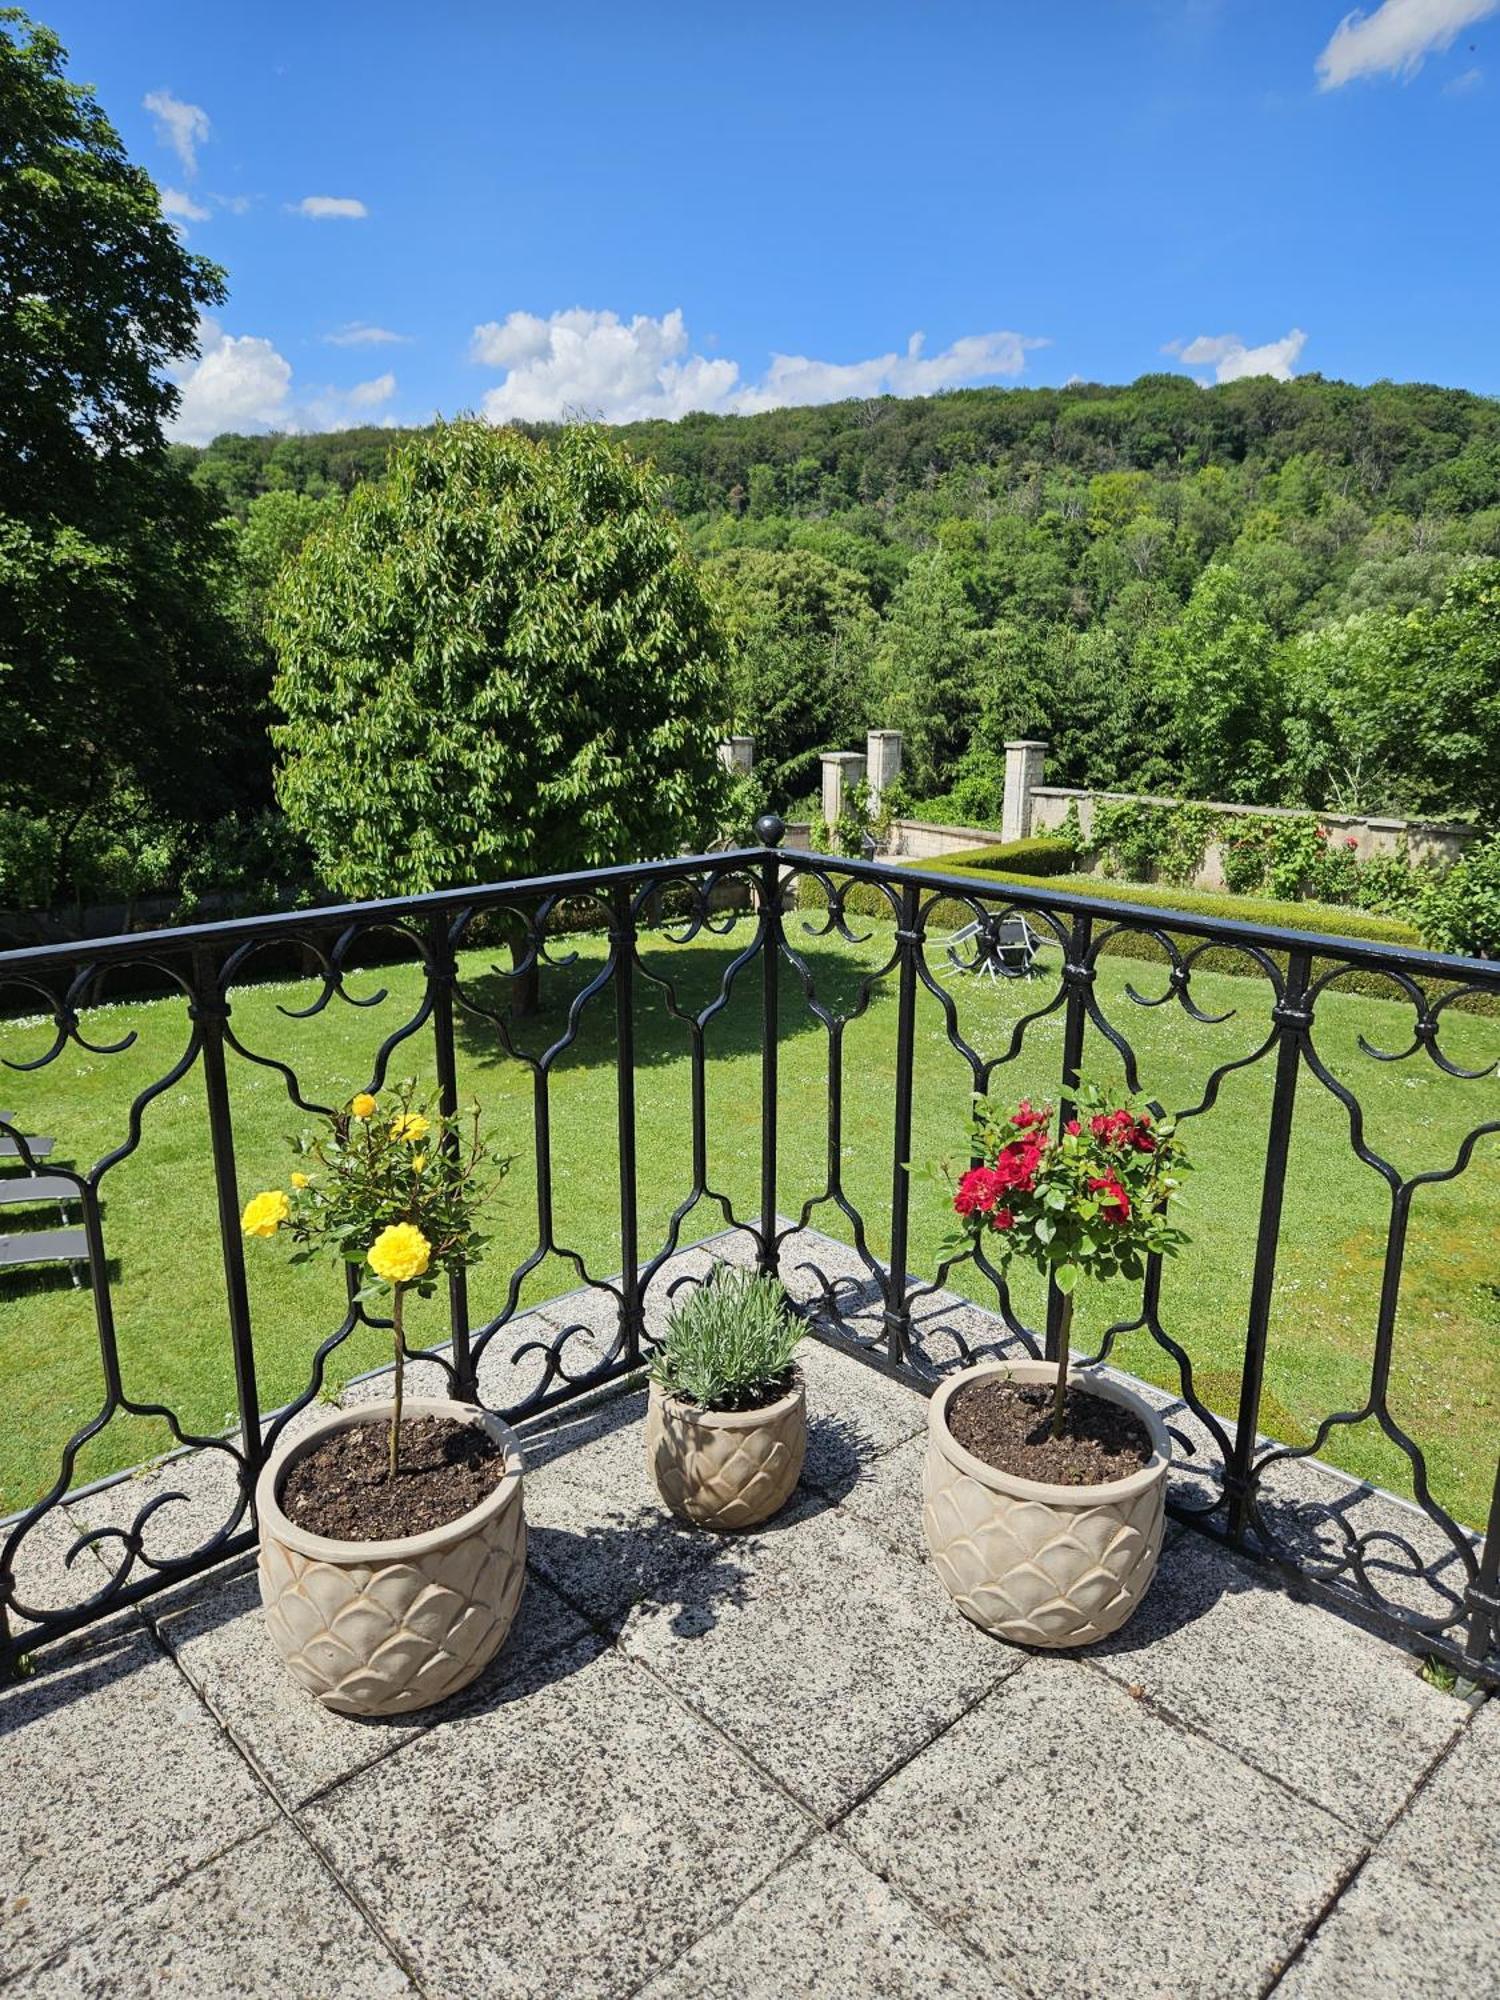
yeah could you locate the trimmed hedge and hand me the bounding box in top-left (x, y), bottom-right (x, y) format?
top-left (794, 852), bottom-right (1498, 1014)
top-left (922, 838), bottom-right (1078, 878)
top-left (909, 858), bottom-right (1421, 949)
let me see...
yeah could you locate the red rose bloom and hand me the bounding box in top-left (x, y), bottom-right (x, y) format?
top-left (1013, 1098), bottom-right (1050, 1131)
top-left (954, 1166), bottom-right (1007, 1215)
top-left (1065, 1118), bottom-right (1081, 1136)
top-left (991, 1207), bottom-right (1015, 1230)
top-left (1091, 1109), bottom-right (1135, 1147)
top-left (1088, 1173), bottom-right (1131, 1223)
top-left (993, 1137), bottom-right (1045, 1192)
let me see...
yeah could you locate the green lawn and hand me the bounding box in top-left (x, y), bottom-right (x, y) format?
top-left (2, 913), bottom-right (1497, 1527)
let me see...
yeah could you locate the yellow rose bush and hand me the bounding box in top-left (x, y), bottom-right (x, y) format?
top-left (241, 1079), bottom-right (508, 1477)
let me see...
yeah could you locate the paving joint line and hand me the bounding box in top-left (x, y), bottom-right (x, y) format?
top-left (1258, 1697), bottom-right (1489, 1996)
top-left (1074, 1651), bottom-right (1391, 1838)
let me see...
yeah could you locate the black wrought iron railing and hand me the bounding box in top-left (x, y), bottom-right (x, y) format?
top-left (2, 817), bottom-right (1497, 1684)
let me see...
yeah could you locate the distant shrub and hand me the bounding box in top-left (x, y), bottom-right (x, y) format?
top-left (1413, 835), bottom-right (1500, 959)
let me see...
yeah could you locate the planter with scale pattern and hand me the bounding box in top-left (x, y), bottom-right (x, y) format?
top-left (645, 1372), bottom-right (805, 1530)
top-left (923, 1360), bottom-right (1170, 1648)
top-left (256, 1398), bottom-right (526, 1716)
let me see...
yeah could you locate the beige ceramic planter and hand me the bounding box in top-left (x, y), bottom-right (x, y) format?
top-left (645, 1372), bottom-right (806, 1529)
top-left (923, 1360), bottom-right (1170, 1648)
top-left (256, 1397), bottom-right (526, 1716)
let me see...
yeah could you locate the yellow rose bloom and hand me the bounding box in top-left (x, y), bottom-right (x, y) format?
top-left (368, 1222), bottom-right (431, 1284)
top-left (242, 1190), bottom-right (291, 1238)
top-left (290, 1171), bottom-right (310, 1189)
top-left (411, 1153), bottom-right (426, 1174)
top-left (350, 1093), bottom-right (378, 1120)
top-left (390, 1112), bottom-right (430, 1144)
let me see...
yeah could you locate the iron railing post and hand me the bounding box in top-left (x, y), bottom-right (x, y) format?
top-left (756, 815), bottom-right (785, 1277)
top-left (1048, 911), bottom-right (1094, 1363)
top-left (611, 883), bottom-right (643, 1368)
top-left (193, 947), bottom-right (264, 1491)
top-left (428, 914), bottom-right (476, 1400)
top-left (1463, 1442), bottom-right (1500, 1667)
top-left (884, 880), bottom-right (921, 1364)
top-left (1226, 948), bottom-right (1311, 1541)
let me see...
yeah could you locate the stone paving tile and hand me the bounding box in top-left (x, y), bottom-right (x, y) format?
top-left (774, 1226), bottom-right (884, 1311)
top-left (830, 1431), bottom-right (930, 1566)
top-left (1244, 1448), bottom-right (1483, 1628)
top-left (798, 1335), bottom-right (928, 1498)
top-left (524, 1239), bottom-right (740, 1359)
top-left (912, 1294), bottom-right (1032, 1372)
top-left (1378, 1694), bottom-right (1500, 1912)
top-left (692, 1225), bottom-right (762, 1270)
top-left (524, 1408), bottom-right (764, 1640)
top-left (618, 1496), bottom-right (1020, 1822)
top-left (64, 1442), bottom-right (252, 1574)
top-left (636, 1834), bottom-right (1010, 2000)
top-left (334, 1357), bottom-right (453, 1410)
top-left (472, 1309), bottom-right (613, 1413)
top-left (1089, 1531), bottom-right (1460, 1838)
top-left (148, 1550), bottom-right (590, 1809)
top-left (842, 1655), bottom-right (1365, 2000)
top-left (0, 1499), bottom-right (114, 1641)
top-left (1275, 1854), bottom-right (1500, 2000)
top-left (299, 1639), bottom-right (810, 2000)
top-left (0, 1623), bottom-right (277, 1981)
top-left (21, 1822), bottom-right (417, 1999)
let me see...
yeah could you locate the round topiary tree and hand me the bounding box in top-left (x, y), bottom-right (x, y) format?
top-left (268, 419), bottom-right (731, 963)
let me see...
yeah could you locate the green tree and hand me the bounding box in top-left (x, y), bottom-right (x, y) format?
top-left (1150, 565), bottom-right (1284, 802)
top-left (270, 421), bottom-right (732, 982)
top-left (0, 10), bottom-right (247, 903)
top-left (874, 552), bottom-right (982, 794)
top-left (712, 548), bottom-right (876, 807)
top-left (1282, 562), bottom-right (1500, 823)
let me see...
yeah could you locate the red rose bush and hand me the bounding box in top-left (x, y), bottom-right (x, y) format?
top-left (946, 1082), bottom-right (1190, 1440)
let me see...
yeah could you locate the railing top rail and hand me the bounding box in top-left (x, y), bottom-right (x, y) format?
top-left (0, 849), bottom-right (747, 977)
top-left (0, 840), bottom-right (1495, 993)
top-left (779, 844), bottom-right (1500, 989)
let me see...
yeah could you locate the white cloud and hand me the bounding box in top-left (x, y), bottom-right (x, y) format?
top-left (347, 372), bottom-right (397, 408)
top-left (1315, 0), bottom-right (1498, 88)
top-left (143, 89), bottom-right (209, 176)
top-left (160, 187), bottom-right (209, 223)
top-left (167, 320), bottom-right (398, 443)
top-left (169, 320), bottom-right (292, 443)
top-left (290, 195), bottom-right (369, 220)
top-left (211, 192), bottom-right (254, 216)
top-left (470, 308), bottom-right (1045, 423)
top-left (324, 322), bottom-right (411, 346)
top-left (1166, 328), bottom-right (1308, 383)
top-left (1445, 61), bottom-right (1485, 87)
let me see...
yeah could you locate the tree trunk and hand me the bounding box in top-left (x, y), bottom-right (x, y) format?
top-left (389, 1283), bottom-right (405, 1481)
top-left (1051, 1290), bottom-right (1074, 1441)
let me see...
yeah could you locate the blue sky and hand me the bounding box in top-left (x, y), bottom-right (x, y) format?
top-left (40, 0), bottom-right (1500, 440)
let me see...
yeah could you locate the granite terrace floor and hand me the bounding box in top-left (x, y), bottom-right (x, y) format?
top-left (2, 1230), bottom-right (1497, 1999)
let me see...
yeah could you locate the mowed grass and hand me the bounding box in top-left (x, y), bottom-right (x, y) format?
top-left (1, 914), bottom-right (1497, 1526)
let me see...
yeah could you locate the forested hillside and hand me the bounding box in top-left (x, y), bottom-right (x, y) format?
top-left (187, 374), bottom-right (1500, 833)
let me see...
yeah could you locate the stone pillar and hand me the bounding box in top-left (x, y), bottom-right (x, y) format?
top-left (820, 751), bottom-right (866, 832)
top-left (718, 735), bottom-right (754, 774)
top-left (865, 729), bottom-right (903, 809)
top-left (1001, 740), bottom-right (1048, 844)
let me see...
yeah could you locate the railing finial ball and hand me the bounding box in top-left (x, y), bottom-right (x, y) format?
top-left (754, 812), bottom-right (786, 849)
